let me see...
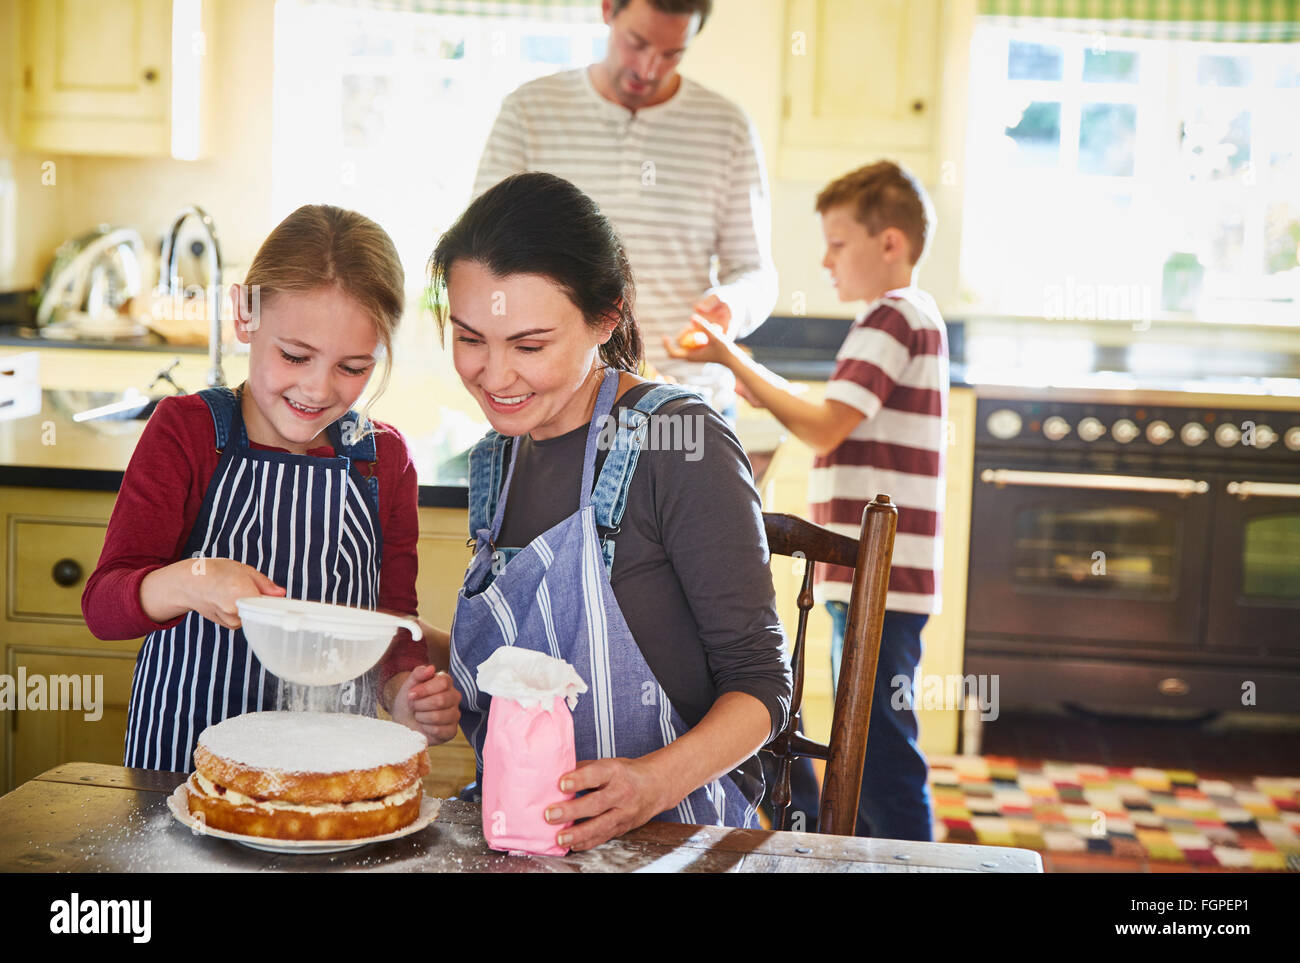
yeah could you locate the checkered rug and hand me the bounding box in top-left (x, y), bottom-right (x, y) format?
top-left (928, 755), bottom-right (1300, 871)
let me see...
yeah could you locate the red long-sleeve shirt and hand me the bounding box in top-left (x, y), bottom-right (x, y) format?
top-left (81, 392), bottom-right (425, 687)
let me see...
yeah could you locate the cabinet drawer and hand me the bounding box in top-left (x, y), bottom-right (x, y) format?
top-left (8, 517), bottom-right (108, 622)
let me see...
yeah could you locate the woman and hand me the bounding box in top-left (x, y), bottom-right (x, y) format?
top-left (426, 172), bottom-right (792, 851)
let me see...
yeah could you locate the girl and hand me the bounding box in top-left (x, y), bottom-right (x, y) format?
top-left (83, 204), bottom-right (460, 772)
top-left (426, 173), bottom-right (792, 852)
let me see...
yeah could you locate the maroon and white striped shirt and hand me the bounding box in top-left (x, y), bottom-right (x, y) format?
top-left (809, 288), bottom-right (949, 614)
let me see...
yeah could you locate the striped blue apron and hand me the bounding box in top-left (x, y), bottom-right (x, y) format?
top-left (450, 369), bottom-right (759, 828)
top-left (123, 386), bottom-right (384, 772)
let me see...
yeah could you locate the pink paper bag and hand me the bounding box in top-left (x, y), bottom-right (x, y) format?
top-left (477, 647), bottom-right (588, 856)
top-left (482, 694), bottom-right (576, 855)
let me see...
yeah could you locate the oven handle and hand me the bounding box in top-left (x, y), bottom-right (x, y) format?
top-left (979, 469), bottom-right (1209, 495)
top-left (1226, 481), bottom-right (1300, 500)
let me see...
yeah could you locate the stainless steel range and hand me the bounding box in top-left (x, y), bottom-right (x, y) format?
top-left (964, 389), bottom-right (1300, 715)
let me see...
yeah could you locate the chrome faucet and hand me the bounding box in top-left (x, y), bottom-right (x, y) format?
top-left (160, 205), bottom-right (224, 387)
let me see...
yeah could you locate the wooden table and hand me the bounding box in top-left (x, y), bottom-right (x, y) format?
top-left (0, 763), bottom-right (1043, 873)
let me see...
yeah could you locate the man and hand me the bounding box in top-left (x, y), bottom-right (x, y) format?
top-left (472, 0), bottom-right (778, 417)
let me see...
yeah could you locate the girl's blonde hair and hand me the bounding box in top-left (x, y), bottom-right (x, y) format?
top-left (241, 204), bottom-right (404, 439)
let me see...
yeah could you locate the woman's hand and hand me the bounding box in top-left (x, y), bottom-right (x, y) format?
top-left (545, 756), bottom-right (668, 852)
top-left (143, 557), bottom-right (285, 628)
top-left (390, 665), bottom-right (461, 745)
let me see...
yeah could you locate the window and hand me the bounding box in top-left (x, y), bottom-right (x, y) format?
top-left (271, 0), bottom-right (606, 298)
top-left (960, 24), bottom-right (1300, 325)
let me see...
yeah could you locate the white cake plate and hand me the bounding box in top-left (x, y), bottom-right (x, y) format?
top-left (167, 783), bottom-right (441, 854)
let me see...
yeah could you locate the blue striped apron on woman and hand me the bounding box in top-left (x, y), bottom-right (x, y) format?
top-left (123, 386), bottom-right (383, 772)
top-left (450, 368), bottom-right (759, 828)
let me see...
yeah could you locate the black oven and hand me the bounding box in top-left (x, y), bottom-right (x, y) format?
top-left (964, 396), bottom-right (1300, 714)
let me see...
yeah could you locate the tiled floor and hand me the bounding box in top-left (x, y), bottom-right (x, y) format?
top-left (970, 709), bottom-right (1300, 871)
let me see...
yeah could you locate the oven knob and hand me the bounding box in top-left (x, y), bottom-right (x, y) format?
top-left (1250, 424), bottom-right (1277, 449)
top-left (1043, 415), bottom-right (1071, 441)
top-left (1215, 422), bottom-right (1242, 447)
top-left (1286, 427), bottom-right (1300, 451)
top-left (1146, 420), bottom-right (1174, 445)
top-left (986, 408), bottom-right (1023, 440)
top-left (1077, 416), bottom-right (1106, 442)
top-left (1181, 422), bottom-right (1208, 447)
top-left (1112, 419), bottom-right (1139, 444)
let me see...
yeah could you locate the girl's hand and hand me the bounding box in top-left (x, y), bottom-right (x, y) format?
top-left (391, 665), bottom-right (461, 745)
top-left (662, 313), bottom-right (732, 367)
top-left (185, 558), bottom-right (285, 630)
top-left (545, 757), bottom-right (668, 852)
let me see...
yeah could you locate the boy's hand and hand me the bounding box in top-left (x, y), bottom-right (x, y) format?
top-left (184, 558), bottom-right (285, 630)
top-left (391, 665), bottom-right (461, 746)
top-left (663, 313), bottom-right (733, 367)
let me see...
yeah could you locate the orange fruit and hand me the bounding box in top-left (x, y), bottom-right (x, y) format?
top-left (678, 330), bottom-right (709, 350)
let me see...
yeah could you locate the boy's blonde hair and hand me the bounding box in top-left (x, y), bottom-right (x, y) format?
top-left (241, 204), bottom-right (404, 437)
top-left (816, 161), bottom-right (935, 266)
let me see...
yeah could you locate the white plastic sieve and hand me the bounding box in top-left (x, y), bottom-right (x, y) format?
top-left (236, 597), bottom-right (423, 686)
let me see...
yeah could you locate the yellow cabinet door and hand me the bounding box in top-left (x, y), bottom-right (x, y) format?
top-left (17, 0), bottom-right (212, 157)
top-left (3, 645), bottom-right (137, 792)
top-left (780, 0), bottom-right (943, 181)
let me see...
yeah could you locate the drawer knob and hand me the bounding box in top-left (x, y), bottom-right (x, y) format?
top-left (52, 558), bottom-right (83, 587)
top-left (1157, 677), bottom-right (1189, 697)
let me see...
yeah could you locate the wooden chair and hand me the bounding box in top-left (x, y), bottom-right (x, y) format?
top-left (762, 494), bottom-right (898, 837)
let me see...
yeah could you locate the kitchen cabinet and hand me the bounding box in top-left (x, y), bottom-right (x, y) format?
top-left (14, 0), bottom-right (214, 158)
top-left (0, 486), bottom-right (135, 793)
top-left (412, 507), bottom-right (478, 798)
top-left (779, 0), bottom-right (943, 182)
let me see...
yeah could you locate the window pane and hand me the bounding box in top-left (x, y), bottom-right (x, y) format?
top-left (1264, 203), bottom-right (1300, 275)
top-left (1083, 49), bottom-right (1139, 83)
top-left (1242, 515), bottom-right (1300, 599)
top-left (1276, 54), bottom-right (1300, 87)
top-left (521, 34), bottom-right (571, 64)
top-left (1183, 108), bottom-right (1251, 180)
top-left (1079, 103), bottom-right (1137, 176)
top-left (341, 74), bottom-right (390, 150)
top-left (1008, 40), bottom-right (1063, 80)
top-left (1004, 100), bottom-right (1061, 167)
top-left (1197, 54), bottom-right (1252, 86)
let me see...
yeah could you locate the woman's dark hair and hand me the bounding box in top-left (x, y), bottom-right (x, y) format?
top-left (427, 172), bottom-right (643, 373)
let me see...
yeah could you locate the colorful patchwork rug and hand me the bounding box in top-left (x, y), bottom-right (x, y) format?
top-left (928, 755), bottom-right (1300, 872)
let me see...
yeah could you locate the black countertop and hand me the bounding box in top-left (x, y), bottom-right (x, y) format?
top-left (0, 389), bottom-right (469, 507)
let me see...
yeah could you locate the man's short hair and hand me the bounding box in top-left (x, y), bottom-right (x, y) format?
top-left (816, 161), bottom-right (935, 265)
top-left (610, 0), bottom-right (712, 29)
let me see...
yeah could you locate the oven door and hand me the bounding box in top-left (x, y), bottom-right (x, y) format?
top-left (1206, 477), bottom-right (1300, 656)
top-left (967, 462), bottom-right (1213, 650)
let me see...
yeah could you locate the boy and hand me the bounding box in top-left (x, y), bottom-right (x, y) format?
top-left (665, 160), bottom-right (947, 841)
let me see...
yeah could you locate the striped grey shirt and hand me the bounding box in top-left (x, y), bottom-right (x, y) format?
top-left (472, 67), bottom-right (778, 407)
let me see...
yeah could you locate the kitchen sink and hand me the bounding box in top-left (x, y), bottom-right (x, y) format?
top-left (48, 388), bottom-right (163, 423)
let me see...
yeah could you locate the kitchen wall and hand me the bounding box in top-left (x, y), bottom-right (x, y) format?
top-left (3, 0), bottom-right (276, 289)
